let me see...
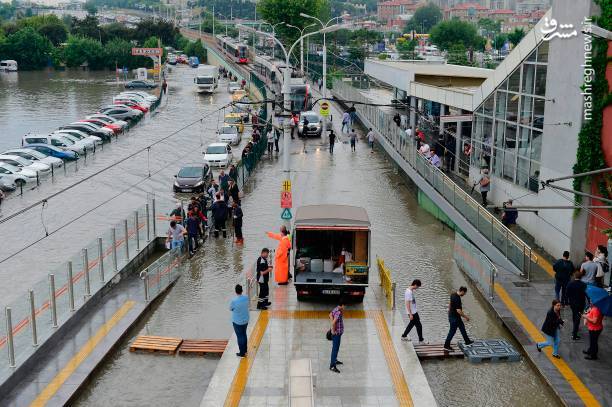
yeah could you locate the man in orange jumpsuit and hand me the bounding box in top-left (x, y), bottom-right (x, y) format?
top-left (266, 225), bottom-right (292, 285)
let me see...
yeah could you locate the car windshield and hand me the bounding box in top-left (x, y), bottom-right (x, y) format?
top-left (197, 77), bottom-right (214, 84)
top-left (206, 146), bottom-right (227, 154)
top-left (1, 156), bottom-right (31, 166)
top-left (25, 150), bottom-right (46, 159)
top-left (302, 113), bottom-right (319, 123)
top-left (57, 136), bottom-right (75, 145)
top-left (220, 127), bottom-right (237, 134)
top-left (225, 116), bottom-right (241, 124)
top-left (0, 163), bottom-right (21, 173)
top-left (178, 167), bottom-right (202, 178)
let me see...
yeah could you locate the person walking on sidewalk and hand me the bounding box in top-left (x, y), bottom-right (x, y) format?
top-left (256, 248), bottom-right (272, 310)
top-left (329, 129), bottom-right (336, 154)
top-left (536, 299), bottom-right (564, 358)
top-left (475, 169), bottom-right (491, 207)
top-left (367, 129), bottom-right (375, 153)
top-left (566, 272), bottom-right (587, 340)
top-left (230, 284), bottom-right (249, 358)
top-left (582, 304), bottom-right (603, 360)
top-left (342, 111), bottom-right (351, 133)
top-left (232, 202), bottom-right (244, 244)
top-left (401, 280), bottom-right (425, 343)
top-left (162, 79), bottom-right (168, 95)
top-left (443, 286), bottom-right (474, 351)
top-left (329, 299), bottom-right (345, 373)
top-left (349, 129), bottom-right (357, 152)
top-left (267, 129), bottom-right (275, 155)
top-left (553, 251), bottom-right (574, 305)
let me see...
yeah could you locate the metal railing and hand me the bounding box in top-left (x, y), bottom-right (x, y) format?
top-left (0, 195), bottom-right (174, 378)
top-left (333, 79), bottom-right (535, 280)
top-left (376, 257), bottom-right (396, 310)
top-left (453, 232), bottom-right (496, 300)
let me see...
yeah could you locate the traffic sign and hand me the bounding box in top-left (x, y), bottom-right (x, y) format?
top-left (282, 179), bottom-right (291, 192)
top-left (281, 208), bottom-right (292, 220)
top-left (320, 102), bottom-right (330, 117)
top-left (281, 191), bottom-right (292, 208)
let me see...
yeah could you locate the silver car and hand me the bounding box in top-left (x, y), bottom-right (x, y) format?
top-left (99, 106), bottom-right (142, 121)
top-left (298, 111), bottom-right (323, 137)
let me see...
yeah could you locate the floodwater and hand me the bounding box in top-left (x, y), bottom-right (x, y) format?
top-left (1, 67), bottom-right (559, 406)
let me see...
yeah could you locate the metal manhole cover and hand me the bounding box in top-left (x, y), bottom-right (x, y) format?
top-left (512, 281), bottom-right (531, 287)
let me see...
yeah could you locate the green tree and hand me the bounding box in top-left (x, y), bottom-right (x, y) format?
top-left (104, 37), bottom-right (134, 69)
top-left (493, 33), bottom-right (507, 50)
top-left (348, 45), bottom-right (365, 61)
top-left (257, 0), bottom-right (330, 45)
top-left (71, 15), bottom-right (104, 41)
top-left (63, 35), bottom-right (105, 69)
top-left (446, 43), bottom-right (471, 66)
top-left (84, 0), bottom-right (98, 15)
top-left (430, 19), bottom-right (482, 51)
top-left (143, 35), bottom-right (160, 48)
top-left (477, 18), bottom-right (501, 33)
top-left (0, 27), bottom-right (52, 69)
top-left (38, 20), bottom-right (68, 45)
top-left (507, 28), bottom-right (525, 46)
top-left (104, 22), bottom-right (134, 42)
top-left (396, 37), bottom-right (417, 59)
top-left (405, 3), bottom-right (442, 33)
top-left (134, 18), bottom-right (179, 48)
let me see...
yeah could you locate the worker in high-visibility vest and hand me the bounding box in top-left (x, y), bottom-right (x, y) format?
top-left (266, 226), bottom-right (292, 285)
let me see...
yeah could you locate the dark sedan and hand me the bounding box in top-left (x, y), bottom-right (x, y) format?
top-left (173, 164), bottom-right (212, 193)
top-left (125, 80), bottom-right (158, 89)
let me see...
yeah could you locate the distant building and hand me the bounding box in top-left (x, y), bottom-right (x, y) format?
top-left (443, 2), bottom-right (489, 22)
top-left (377, 0), bottom-right (425, 25)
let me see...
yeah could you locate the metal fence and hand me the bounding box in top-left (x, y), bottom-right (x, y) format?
top-left (453, 232), bottom-right (496, 300)
top-left (376, 257), bottom-right (396, 310)
top-left (333, 79), bottom-right (535, 280)
top-left (0, 194), bottom-right (174, 378)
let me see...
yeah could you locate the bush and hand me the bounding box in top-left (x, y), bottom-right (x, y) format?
top-left (63, 36), bottom-right (105, 69)
top-left (0, 27), bottom-right (52, 69)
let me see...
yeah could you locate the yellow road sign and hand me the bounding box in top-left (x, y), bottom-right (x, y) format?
top-left (282, 179), bottom-right (291, 192)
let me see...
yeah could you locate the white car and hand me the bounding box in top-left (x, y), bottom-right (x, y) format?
top-left (52, 132), bottom-right (95, 151)
top-left (228, 82), bottom-right (242, 93)
top-left (22, 133), bottom-right (86, 155)
top-left (217, 125), bottom-right (241, 146)
top-left (54, 129), bottom-right (101, 147)
top-left (0, 162), bottom-right (40, 183)
top-left (0, 154), bottom-right (52, 176)
top-left (119, 91), bottom-right (157, 103)
top-left (203, 143), bottom-right (233, 167)
top-left (3, 148), bottom-right (63, 168)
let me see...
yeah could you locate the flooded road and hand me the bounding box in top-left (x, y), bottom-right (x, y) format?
top-left (0, 67), bottom-right (557, 406)
top-left (71, 77), bottom-right (558, 406)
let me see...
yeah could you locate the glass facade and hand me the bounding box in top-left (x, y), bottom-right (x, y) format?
top-left (471, 41), bottom-right (548, 192)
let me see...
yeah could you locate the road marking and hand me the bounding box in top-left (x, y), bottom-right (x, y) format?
top-left (494, 283), bottom-right (600, 406)
top-left (29, 300), bottom-right (136, 407)
top-left (372, 310), bottom-right (414, 407)
top-left (224, 311), bottom-right (269, 407)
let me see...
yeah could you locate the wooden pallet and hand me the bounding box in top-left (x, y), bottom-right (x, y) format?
top-left (178, 339), bottom-right (229, 356)
top-left (129, 335), bottom-right (183, 354)
top-left (413, 343), bottom-right (464, 360)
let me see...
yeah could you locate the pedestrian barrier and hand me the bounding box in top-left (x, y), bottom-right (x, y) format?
top-left (333, 79), bottom-right (535, 280)
top-left (0, 194), bottom-right (176, 378)
top-left (453, 232), bottom-right (496, 300)
top-left (376, 257), bottom-right (396, 310)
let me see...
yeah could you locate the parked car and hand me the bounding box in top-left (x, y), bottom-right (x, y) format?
top-left (60, 122), bottom-right (113, 142)
top-left (86, 114), bottom-right (129, 130)
top-left (217, 125), bottom-right (241, 146)
top-left (0, 155), bottom-right (50, 176)
top-left (22, 134), bottom-right (85, 155)
top-left (228, 82), bottom-right (242, 93)
top-left (224, 113), bottom-right (245, 133)
top-left (0, 163), bottom-right (35, 185)
top-left (3, 148), bottom-right (63, 168)
top-left (98, 106), bottom-right (142, 122)
top-left (113, 95), bottom-right (152, 109)
top-left (203, 143), bottom-right (233, 168)
top-left (24, 144), bottom-right (78, 161)
top-left (125, 80), bottom-right (157, 89)
top-left (80, 118), bottom-right (123, 134)
top-left (0, 175), bottom-right (16, 192)
top-left (173, 164), bottom-right (212, 193)
top-left (118, 91), bottom-right (158, 103)
top-left (113, 99), bottom-right (149, 113)
top-left (53, 130), bottom-right (98, 150)
top-left (298, 111), bottom-right (323, 137)
top-left (231, 104), bottom-right (250, 122)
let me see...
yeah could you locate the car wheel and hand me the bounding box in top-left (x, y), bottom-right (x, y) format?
top-left (15, 179), bottom-right (25, 186)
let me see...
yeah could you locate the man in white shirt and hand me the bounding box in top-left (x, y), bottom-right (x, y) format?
top-left (401, 279), bottom-right (425, 343)
top-left (367, 128), bottom-right (375, 152)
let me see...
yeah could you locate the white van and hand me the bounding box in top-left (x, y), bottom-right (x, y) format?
top-left (22, 134), bottom-right (85, 155)
top-left (0, 60), bottom-right (17, 72)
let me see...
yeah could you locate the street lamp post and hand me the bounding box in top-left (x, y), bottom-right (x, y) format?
top-left (239, 24), bottom-right (343, 174)
top-left (299, 14), bottom-right (342, 140)
top-left (286, 23), bottom-right (316, 76)
top-left (260, 21), bottom-right (285, 58)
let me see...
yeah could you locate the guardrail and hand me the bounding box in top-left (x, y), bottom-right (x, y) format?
top-left (453, 232), bottom-right (496, 300)
top-left (333, 79), bottom-right (535, 280)
top-left (376, 257), bottom-right (396, 310)
top-left (0, 194), bottom-right (175, 376)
